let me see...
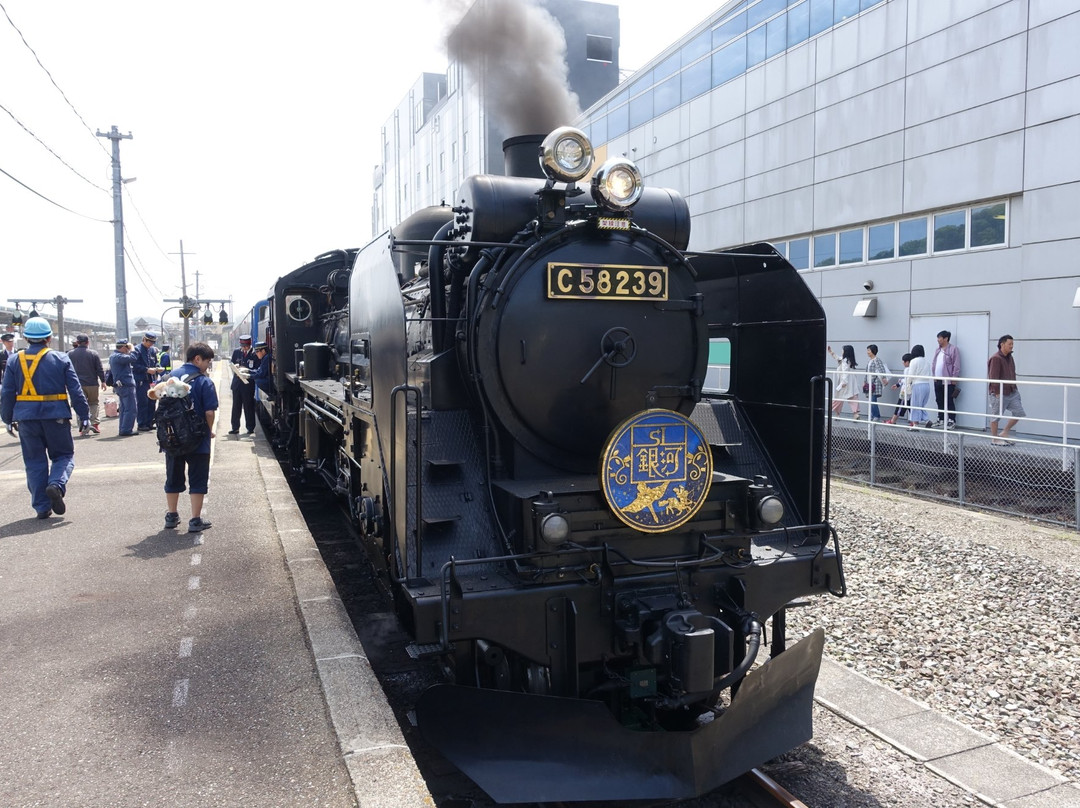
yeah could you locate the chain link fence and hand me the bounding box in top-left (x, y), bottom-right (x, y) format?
top-left (827, 417), bottom-right (1080, 530)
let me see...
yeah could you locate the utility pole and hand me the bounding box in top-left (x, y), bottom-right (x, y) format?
top-left (96, 125), bottom-right (132, 337)
top-left (166, 241), bottom-right (196, 357)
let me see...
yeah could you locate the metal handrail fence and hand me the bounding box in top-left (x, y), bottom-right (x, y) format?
top-left (824, 368), bottom-right (1080, 530)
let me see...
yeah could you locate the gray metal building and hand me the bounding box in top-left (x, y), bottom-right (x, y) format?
top-left (578, 0), bottom-right (1080, 436)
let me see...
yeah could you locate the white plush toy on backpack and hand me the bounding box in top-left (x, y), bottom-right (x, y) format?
top-left (150, 376), bottom-right (192, 399)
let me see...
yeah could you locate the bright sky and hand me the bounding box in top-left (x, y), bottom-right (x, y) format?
top-left (0, 0), bottom-right (720, 331)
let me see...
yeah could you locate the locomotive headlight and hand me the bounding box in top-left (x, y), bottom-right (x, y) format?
top-left (591, 157), bottom-right (644, 210)
top-left (540, 126), bottom-right (594, 182)
top-left (756, 495), bottom-right (785, 526)
top-left (539, 512), bottom-right (571, 545)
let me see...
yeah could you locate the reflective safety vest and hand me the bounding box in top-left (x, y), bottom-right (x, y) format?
top-left (16, 349), bottom-right (68, 402)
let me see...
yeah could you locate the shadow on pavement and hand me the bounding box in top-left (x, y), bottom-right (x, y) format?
top-left (124, 531), bottom-right (198, 559)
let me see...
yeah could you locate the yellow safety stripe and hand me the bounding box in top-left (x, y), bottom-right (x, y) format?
top-left (16, 348), bottom-right (69, 402)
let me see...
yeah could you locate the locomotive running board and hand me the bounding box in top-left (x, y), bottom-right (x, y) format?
top-left (416, 628), bottom-right (824, 804)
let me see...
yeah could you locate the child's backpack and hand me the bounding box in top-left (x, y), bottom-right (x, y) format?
top-left (156, 374), bottom-right (208, 455)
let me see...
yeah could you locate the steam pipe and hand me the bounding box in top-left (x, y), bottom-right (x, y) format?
top-left (427, 220), bottom-right (455, 352)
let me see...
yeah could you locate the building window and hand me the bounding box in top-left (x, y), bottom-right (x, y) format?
top-left (809, 0), bottom-right (833, 36)
top-left (586, 34), bottom-right (614, 63)
top-left (835, 0), bottom-right (860, 23)
top-left (839, 228), bottom-right (863, 264)
top-left (747, 25), bottom-right (767, 67)
top-left (608, 103), bottom-right (630, 139)
top-left (591, 114), bottom-right (608, 143)
top-left (654, 74), bottom-right (680, 116)
top-left (749, 0), bottom-right (786, 28)
top-left (683, 30), bottom-right (711, 66)
top-left (788, 0), bottom-right (810, 48)
top-left (868, 223), bottom-right (895, 261)
top-left (789, 237), bottom-right (810, 269)
top-left (712, 11), bottom-right (746, 49)
top-left (971, 202), bottom-right (1006, 248)
top-left (629, 90), bottom-right (653, 128)
top-left (766, 14), bottom-right (788, 59)
top-left (933, 210), bottom-right (966, 253)
top-left (713, 38), bottom-right (747, 86)
top-left (655, 52), bottom-right (681, 81)
top-left (439, 152), bottom-right (445, 173)
top-left (451, 142), bottom-right (457, 163)
top-left (898, 217), bottom-right (927, 257)
top-left (814, 233), bottom-right (836, 267)
top-left (682, 57), bottom-right (711, 102)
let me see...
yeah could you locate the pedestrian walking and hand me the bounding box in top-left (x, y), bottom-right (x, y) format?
top-left (67, 334), bottom-right (106, 433)
top-left (886, 353), bottom-right (912, 424)
top-left (109, 339), bottom-right (139, 436)
top-left (0, 317), bottom-right (91, 519)
top-left (987, 334), bottom-right (1026, 446)
top-left (827, 344), bottom-right (860, 418)
top-left (906, 344), bottom-right (933, 428)
top-left (228, 334), bottom-right (258, 435)
top-left (931, 330), bottom-right (961, 428)
top-left (133, 331), bottom-right (163, 432)
top-left (155, 342), bottom-right (218, 532)
top-left (865, 344), bottom-right (891, 421)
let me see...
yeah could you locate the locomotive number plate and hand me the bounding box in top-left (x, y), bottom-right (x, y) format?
top-left (547, 263), bottom-right (668, 301)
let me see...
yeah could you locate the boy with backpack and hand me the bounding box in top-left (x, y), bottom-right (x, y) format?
top-left (150, 341), bottom-right (218, 532)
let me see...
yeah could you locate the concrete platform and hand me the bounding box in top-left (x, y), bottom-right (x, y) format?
top-left (0, 366), bottom-right (431, 808)
top-left (816, 658), bottom-right (1080, 807)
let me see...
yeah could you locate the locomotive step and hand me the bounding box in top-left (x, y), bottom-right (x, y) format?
top-left (406, 642), bottom-right (450, 659)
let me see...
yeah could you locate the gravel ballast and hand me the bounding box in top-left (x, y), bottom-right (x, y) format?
top-left (788, 482), bottom-right (1080, 782)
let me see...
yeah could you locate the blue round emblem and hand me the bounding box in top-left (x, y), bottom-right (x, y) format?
top-left (600, 409), bottom-right (713, 532)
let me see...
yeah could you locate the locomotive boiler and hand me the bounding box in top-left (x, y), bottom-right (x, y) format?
top-left (257, 127), bottom-right (845, 803)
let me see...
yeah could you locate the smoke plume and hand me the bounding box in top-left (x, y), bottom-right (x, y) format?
top-left (446, 0), bottom-right (581, 135)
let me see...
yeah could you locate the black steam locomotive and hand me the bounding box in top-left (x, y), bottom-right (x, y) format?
top-left (246, 127), bottom-right (845, 803)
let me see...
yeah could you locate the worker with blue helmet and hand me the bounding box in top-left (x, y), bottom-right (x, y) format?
top-left (0, 316), bottom-right (91, 519)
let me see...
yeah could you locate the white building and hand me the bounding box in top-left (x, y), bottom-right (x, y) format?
top-left (577, 0), bottom-right (1080, 435)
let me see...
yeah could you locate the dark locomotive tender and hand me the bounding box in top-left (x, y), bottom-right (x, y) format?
top-left (247, 127), bottom-right (845, 803)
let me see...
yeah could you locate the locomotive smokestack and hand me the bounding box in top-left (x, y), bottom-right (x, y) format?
top-left (445, 0), bottom-right (581, 135)
top-left (502, 134), bottom-right (545, 179)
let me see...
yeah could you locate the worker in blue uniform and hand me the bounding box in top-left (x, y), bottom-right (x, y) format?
top-left (251, 342), bottom-right (275, 397)
top-left (228, 334), bottom-right (258, 434)
top-left (132, 331), bottom-right (163, 431)
top-left (109, 339), bottom-right (140, 436)
top-left (0, 317), bottom-right (91, 519)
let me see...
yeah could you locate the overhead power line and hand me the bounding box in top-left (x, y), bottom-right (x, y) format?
top-left (0, 0), bottom-right (109, 157)
top-left (0, 163), bottom-right (110, 222)
top-left (0, 101), bottom-right (110, 193)
top-left (122, 183), bottom-right (175, 262)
